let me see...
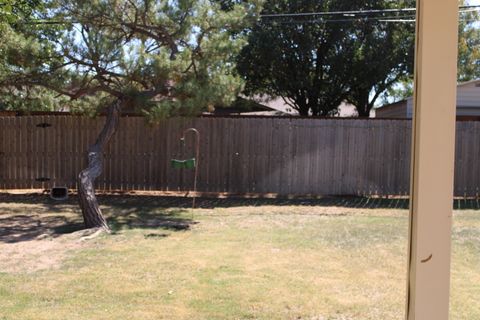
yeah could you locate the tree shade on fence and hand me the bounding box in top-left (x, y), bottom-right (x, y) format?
top-left (0, 115), bottom-right (479, 197)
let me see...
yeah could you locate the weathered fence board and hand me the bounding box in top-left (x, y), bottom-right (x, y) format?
top-left (1, 115), bottom-right (479, 197)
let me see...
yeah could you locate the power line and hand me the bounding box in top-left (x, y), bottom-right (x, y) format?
top-left (260, 5), bottom-right (480, 19)
top-left (16, 5), bottom-right (480, 26)
top-left (261, 17), bottom-right (480, 25)
top-left (258, 5), bottom-right (480, 25)
top-left (266, 15), bottom-right (417, 25)
top-left (261, 8), bottom-right (416, 19)
top-left (258, 13), bottom-right (480, 25)
top-left (378, 19), bottom-right (415, 23)
top-left (262, 19), bottom-right (476, 25)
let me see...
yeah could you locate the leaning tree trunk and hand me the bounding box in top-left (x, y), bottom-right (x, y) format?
top-left (78, 100), bottom-right (122, 231)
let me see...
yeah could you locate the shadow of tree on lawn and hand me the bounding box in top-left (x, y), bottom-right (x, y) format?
top-left (0, 214), bottom-right (84, 243)
top-left (0, 194), bottom-right (195, 244)
top-left (104, 207), bottom-right (195, 235)
top-left (93, 194), bottom-right (480, 211)
top-left (0, 192), bottom-right (478, 244)
top-left (2, 192), bottom-right (480, 211)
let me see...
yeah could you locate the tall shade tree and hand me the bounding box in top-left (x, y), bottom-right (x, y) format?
top-left (237, 0), bottom-right (356, 116)
top-left (1, 0), bottom-right (260, 231)
top-left (344, 2), bottom-right (415, 117)
top-left (381, 2), bottom-right (480, 104)
top-left (237, 0), bottom-right (416, 117)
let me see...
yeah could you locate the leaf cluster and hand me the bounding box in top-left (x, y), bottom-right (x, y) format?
top-left (237, 0), bottom-right (415, 116)
top-left (1, 0), bottom-right (262, 117)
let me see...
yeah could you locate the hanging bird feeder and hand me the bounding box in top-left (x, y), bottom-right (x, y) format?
top-left (171, 158), bottom-right (196, 169)
top-left (171, 128), bottom-right (200, 208)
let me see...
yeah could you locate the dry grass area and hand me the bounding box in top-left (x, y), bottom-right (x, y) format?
top-left (0, 194), bottom-right (478, 320)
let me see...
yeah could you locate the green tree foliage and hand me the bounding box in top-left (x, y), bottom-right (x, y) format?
top-left (381, 4), bottom-right (480, 104)
top-left (237, 0), bottom-right (416, 117)
top-left (0, 0), bottom-right (39, 23)
top-left (343, 1), bottom-right (415, 117)
top-left (1, 0), bottom-right (261, 230)
top-left (0, 0), bottom-right (68, 111)
top-left (457, 2), bottom-right (480, 82)
top-left (238, 0), bottom-right (480, 116)
top-left (1, 0), bottom-right (260, 116)
top-left (237, 0), bottom-right (353, 116)
top-left (381, 79), bottom-right (413, 105)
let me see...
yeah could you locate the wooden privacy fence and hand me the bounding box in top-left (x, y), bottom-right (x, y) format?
top-left (0, 115), bottom-right (479, 197)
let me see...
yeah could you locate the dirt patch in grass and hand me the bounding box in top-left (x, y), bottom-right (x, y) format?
top-left (0, 193), bottom-right (196, 273)
top-left (0, 198), bottom-right (85, 273)
top-left (0, 234), bottom-right (88, 273)
top-left (0, 193), bottom-right (413, 274)
top-left (0, 193), bottom-right (479, 319)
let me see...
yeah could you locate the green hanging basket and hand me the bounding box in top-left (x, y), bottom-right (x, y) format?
top-left (171, 158), bottom-right (196, 169)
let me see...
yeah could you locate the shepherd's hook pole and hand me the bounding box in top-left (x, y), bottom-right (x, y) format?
top-left (180, 128), bottom-right (200, 209)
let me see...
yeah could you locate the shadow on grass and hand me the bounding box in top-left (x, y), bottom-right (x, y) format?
top-left (104, 207), bottom-right (195, 235)
top-left (70, 194), bottom-right (414, 210)
top-left (1, 192), bottom-right (480, 211)
top-left (0, 214), bottom-right (85, 244)
top-left (94, 194), bottom-right (480, 211)
top-left (0, 193), bottom-right (479, 244)
top-left (0, 194), bottom-right (195, 244)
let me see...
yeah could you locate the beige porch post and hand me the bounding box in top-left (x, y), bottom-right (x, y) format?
top-left (406, 0), bottom-right (459, 319)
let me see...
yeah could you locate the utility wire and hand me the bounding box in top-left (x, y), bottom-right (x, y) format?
top-left (260, 5), bottom-right (480, 19)
top-left (266, 16), bottom-right (417, 25)
top-left (260, 8), bottom-right (416, 18)
top-left (16, 5), bottom-right (480, 26)
top-left (259, 13), bottom-right (480, 25)
top-left (262, 18), bottom-right (480, 25)
top-left (258, 6), bottom-right (480, 25)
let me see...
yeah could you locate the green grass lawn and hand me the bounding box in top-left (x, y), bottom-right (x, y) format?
top-left (0, 195), bottom-right (478, 319)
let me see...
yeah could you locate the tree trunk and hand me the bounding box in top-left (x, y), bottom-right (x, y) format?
top-left (354, 93), bottom-right (371, 118)
top-left (78, 99), bottom-right (122, 231)
top-left (357, 106), bottom-right (369, 118)
top-left (357, 102), bottom-right (375, 118)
